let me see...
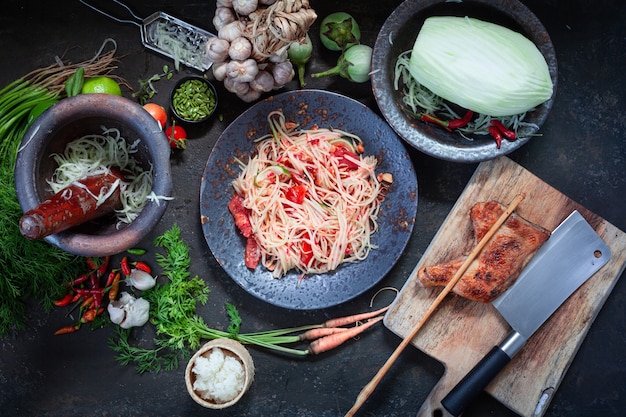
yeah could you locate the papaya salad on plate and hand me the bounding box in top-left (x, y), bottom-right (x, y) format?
top-left (200, 90), bottom-right (418, 310)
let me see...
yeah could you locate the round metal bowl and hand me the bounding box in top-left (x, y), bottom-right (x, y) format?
top-left (371, 0), bottom-right (558, 163)
top-left (14, 94), bottom-right (173, 257)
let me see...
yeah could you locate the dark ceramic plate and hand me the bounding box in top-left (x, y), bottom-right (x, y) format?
top-left (199, 90), bottom-right (418, 310)
top-left (371, 0), bottom-right (558, 163)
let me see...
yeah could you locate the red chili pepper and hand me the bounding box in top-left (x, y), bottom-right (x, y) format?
top-left (54, 324), bottom-right (80, 335)
top-left (71, 293), bottom-right (81, 303)
top-left (75, 288), bottom-right (104, 297)
top-left (133, 261), bottom-right (151, 274)
top-left (85, 257), bottom-right (99, 270)
top-left (488, 125), bottom-right (503, 149)
top-left (421, 110), bottom-right (474, 131)
top-left (120, 256), bottom-right (131, 276)
top-left (490, 119), bottom-right (517, 140)
top-left (420, 113), bottom-right (448, 130)
top-left (53, 293), bottom-right (74, 307)
top-left (89, 271), bottom-right (98, 289)
top-left (109, 272), bottom-right (121, 301)
top-left (91, 288), bottom-right (105, 308)
top-left (96, 255), bottom-right (110, 278)
top-left (105, 270), bottom-right (116, 287)
top-left (447, 110), bottom-right (474, 130)
top-left (81, 308), bottom-right (97, 323)
top-left (67, 273), bottom-right (89, 287)
top-left (81, 296), bottom-right (94, 309)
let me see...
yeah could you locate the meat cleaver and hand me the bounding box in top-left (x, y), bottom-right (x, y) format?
top-left (441, 210), bottom-right (611, 416)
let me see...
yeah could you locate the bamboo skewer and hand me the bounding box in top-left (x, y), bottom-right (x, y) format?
top-left (344, 193), bottom-right (526, 417)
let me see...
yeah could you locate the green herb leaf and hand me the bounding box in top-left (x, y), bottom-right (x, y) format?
top-left (226, 303), bottom-right (241, 337)
top-left (65, 67), bottom-right (84, 97)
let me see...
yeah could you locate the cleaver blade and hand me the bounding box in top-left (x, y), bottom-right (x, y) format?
top-left (441, 210), bottom-right (611, 416)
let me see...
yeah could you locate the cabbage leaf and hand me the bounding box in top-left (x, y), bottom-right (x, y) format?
top-left (408, 16), bottom-right (553, 117)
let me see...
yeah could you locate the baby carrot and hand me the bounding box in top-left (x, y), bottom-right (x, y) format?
top-left (298, 326), bottom-right (350, 341)
top-left (322, 305), bottom-right (389, 328)
top-left (307, 316), bottom-right (384, 355)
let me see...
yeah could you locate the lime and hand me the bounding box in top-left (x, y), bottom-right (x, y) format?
top-left (81, 76), bottom-right (122, 96)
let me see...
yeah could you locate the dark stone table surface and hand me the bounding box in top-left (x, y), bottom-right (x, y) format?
top-left (1, 1), bottom-right (624, 416)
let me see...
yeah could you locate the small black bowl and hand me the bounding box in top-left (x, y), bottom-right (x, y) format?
top-left (169, 76), bottom-right (218, 126)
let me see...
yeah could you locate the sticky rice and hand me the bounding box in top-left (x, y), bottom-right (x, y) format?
top-left (192, 347), bottom-right (245, 403)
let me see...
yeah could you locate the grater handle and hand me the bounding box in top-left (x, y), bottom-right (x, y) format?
top-left (79, 0), bottom-right (143, 27)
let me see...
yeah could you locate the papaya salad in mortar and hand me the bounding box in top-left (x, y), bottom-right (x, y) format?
top-left (228, 110), bottom-right (392, 279)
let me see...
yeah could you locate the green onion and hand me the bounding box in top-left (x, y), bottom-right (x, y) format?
top-left (254, 165), bottom-right (291, 187)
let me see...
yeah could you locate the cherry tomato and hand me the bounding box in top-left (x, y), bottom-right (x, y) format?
top-left (285, 184), bottom-right (308, 204)
top-left (143, 103), bottom-right (167, 129)
top-left (331, 146), bottom-right (359, 170)
top-left (300, 232), bottom-right (314, 266)
top-left (164, 124), bottom-right (187, 149)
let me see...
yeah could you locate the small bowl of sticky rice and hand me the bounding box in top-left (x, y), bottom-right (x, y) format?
top-left (185, 338), bottom-right (255, 409)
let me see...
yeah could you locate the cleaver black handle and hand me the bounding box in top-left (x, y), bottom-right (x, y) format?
top-left (441, 331), bottom-right (527, 416)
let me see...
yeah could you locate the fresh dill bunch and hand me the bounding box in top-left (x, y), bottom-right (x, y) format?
top-left (0, 169), bottom-right (83, 335)
top-left (109, 327), bottom-right (183, 374)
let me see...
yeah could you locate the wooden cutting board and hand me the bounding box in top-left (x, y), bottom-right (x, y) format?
top-left (384, 156), bottom-right (626, 417)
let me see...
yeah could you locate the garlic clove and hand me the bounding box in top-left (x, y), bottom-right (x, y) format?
top-left (107, 301), bottom-right (126, 325)
top-left (128, 268), bottom-right (157, 290)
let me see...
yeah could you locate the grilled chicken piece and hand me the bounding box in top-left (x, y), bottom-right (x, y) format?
top-left (418, 201), bottom-right (551, 303)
